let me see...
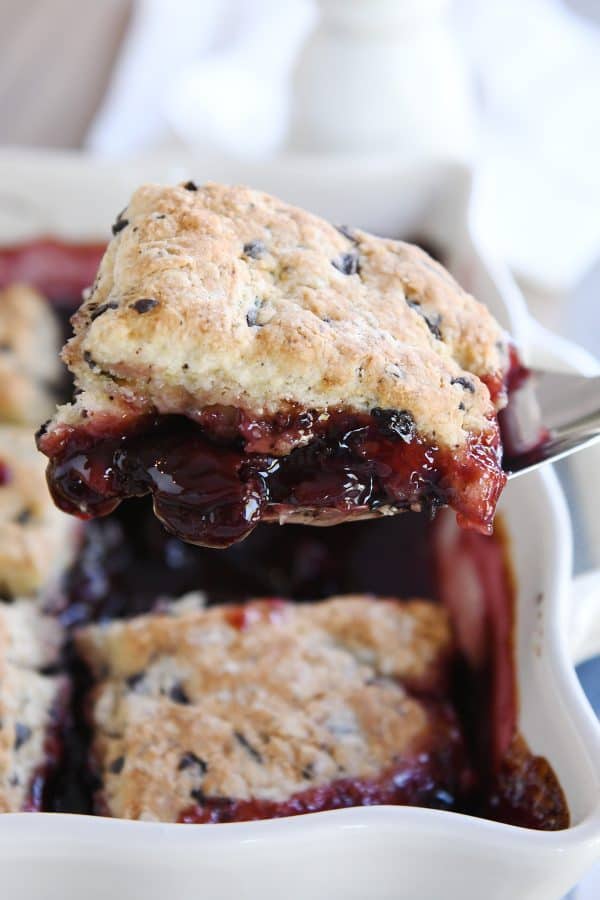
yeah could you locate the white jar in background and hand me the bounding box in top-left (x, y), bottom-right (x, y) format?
top-left (287, 0), bottom-right (475, 159)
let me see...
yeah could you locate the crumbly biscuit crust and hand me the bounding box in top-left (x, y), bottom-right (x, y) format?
top-left (77, 595), bottom-right (455, 821)
top-left (0, 425), bottom-right (80, 597)
top-left (0, 599), bottom-right (63, 669)
top-left (0, 600), bottom-right (65, 812)
top-left (53, 182), bottom-right (508, 450)
top-left (77, 594), bottom-right (451, 694)
top-left (0, 284), bottom-right (61, 426)
top-left (0, 664), bottom-right (64, 812)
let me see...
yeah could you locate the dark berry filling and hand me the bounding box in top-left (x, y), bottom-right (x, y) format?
top-left (38, 408), bottom-right (506, 549)
top-left (21, 683), bottom-right (69, 812)
top-left (178, 704), bottom-right (472, 823)
top-left (485, 734), bottom-right (569, 830)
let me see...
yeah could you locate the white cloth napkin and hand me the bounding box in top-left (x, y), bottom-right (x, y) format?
top-left (454, 0), bottom-right (600, 291)
top-left (86, 0), bottom-right (600, 292)
top-left (86, 0), bottom-right (315, 159)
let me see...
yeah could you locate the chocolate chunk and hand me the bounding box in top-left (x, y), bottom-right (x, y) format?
top-left (125, 672), bottom-right (145, 690)
top-left (35, 420), bottom-right (50, 441)
top-left (111, 210), bottom-right (129, 236)
top-left (234, 730), bottom-right (263, 764)
top-left (332, 252), bottom-right (360, 276)
top-left (451, 376), bottom-right (475, 393)
top-left (83, 350), bottom-right (97, 370)
top-left (130, 298), bottom-right (159, 314)
top-left (407, 300), bottom-right (442, 340)
top-left (169, 682), bottom-right (190, 705)
top-left (108, 755), bottom-right (125, 774)
top-left (335, 224), bottom-right (358, 244)
top-left (14, 723), bottom-right (31, 751)
top-left (90, 302), bottom-right (119, 322)
top-left (178, 752), bottom-right (208, 774)
top-left (371, 408), bottom-right (416, 443)
top-left (183, 181), bottom-right (198, 191)
top-left (14, 507), bottom-right (32, 525)
top-left (246, 298), bottom-right (263, 327)
top-left (190, 788), bottom-right (206, 804)
top-left (243, 240), bottom-right (265, 260)
top-left (422, 313), bottom-right (442, 340)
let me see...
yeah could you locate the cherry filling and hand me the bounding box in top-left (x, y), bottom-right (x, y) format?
top-left (178, 724), bottom-right (473, 824)
top-left (38, 408), bottom-right (506, 549)
top-left (21, 682), bottom-right (69, 813)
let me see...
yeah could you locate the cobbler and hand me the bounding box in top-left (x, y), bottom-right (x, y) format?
top-left (37, 183), bottom-right (511, 547)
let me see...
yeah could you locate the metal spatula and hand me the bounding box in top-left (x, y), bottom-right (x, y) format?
top-left (502, 370), bottom-right (600, 478)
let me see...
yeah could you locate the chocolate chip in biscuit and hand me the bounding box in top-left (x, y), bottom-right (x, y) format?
top-left (130, 298), bottom-right (159, 315)
top-left (243, 240), bottom-right (265, 260)
top-left (332, 252), bottom-right (360, 276)
top-left (90, 302), bottom-right (119, 322)
top-left (178, 752), bottom-right (208, 774)
top-left (111, 209), bottom-right (129, 235)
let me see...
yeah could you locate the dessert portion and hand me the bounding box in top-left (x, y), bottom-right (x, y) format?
top-left (75, 595), bottom-right (471, 823)
top-left (38, 182), bottom-right (511, 548)
top-left (0, 284), bottom-right (61, 425)
top-left (0, 600), bottom-right (65, 812)
top-left (0, 425), bottom-right (80, 598)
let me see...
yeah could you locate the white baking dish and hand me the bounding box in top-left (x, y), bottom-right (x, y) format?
top-left (0, 150), bottom-right (599, 900)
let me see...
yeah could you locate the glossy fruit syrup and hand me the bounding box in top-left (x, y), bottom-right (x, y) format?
top-left (22, 680), bottom-right (69, 812)
top-left (38, 405), bottom-right (506, 549)
top-left (433, 511), bottom-right (568, 829)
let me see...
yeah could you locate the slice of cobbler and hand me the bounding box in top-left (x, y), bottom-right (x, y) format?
top-left (37, 182), bottom-right (510, 548)
top-left (0, 425), bottom-right (81, 598)
top-left (0, 284), bottom-right (61, 426)
top-left (0, 600), bottom-right (66, 812)
top-left (75, 594), bottom-right (471, 823)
